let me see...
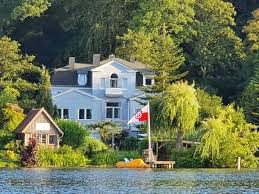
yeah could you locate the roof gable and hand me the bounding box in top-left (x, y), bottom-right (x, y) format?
top-left (14, 108), bottom-right (63, 135)
top-left (91, 60), bottom-right (136, 72)
top-left (52, 89), bottom-right (101, 100)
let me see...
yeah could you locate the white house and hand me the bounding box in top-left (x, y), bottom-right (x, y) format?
top-left (51, 54), bottom-right (155, 131)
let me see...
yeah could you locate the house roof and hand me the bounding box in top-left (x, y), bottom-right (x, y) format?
top-left (52, 89), bottom-right (102, 100)
top-left (14, 108), bottom-right (64, 135)
top-left (51, 57), bottom-right (153, 86)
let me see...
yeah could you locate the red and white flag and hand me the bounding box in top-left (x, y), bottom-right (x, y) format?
top-left (128, 104), bottom-right (149, 124)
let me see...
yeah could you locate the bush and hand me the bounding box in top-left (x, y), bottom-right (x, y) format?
top-left (37, 145), bottom-right (89, 167)
top-left (92, 150), bottom-right (141, 166)
top-left (0, 150), bottom-right (20, 167)
top-left (77, 136), bottom-right (108, 157)
top-left (4, 140), bottom-right (24, 154)
top-left (121, 137), bottom-right (138, 151)
top-left (57, 120), bottom-right (90, 148)
top-left (171, 147), bottom-right (205, 168)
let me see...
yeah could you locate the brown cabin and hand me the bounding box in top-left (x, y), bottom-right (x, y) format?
top-left (14, 108), bottom-right (64, 148)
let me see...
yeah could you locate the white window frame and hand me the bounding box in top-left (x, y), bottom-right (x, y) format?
top-left (78, 108), bottom-right (92, 120)
top-left (106, 102), bottom-right (121, 120)
top-left (143, 75), bottom-right (155, 86)
top-left (58, 108), bottom-right (69, 119)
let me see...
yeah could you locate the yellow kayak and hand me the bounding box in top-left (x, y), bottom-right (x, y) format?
top-left (116, 159), bottom-right (149, 168)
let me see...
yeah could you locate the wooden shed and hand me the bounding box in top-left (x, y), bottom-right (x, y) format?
top-left (14, 108), bottom-right (63, 148)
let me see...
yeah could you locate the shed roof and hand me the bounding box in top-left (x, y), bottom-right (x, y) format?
top-left (14, 108), bottom-right (63, 135)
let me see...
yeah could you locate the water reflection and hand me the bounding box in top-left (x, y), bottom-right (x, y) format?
top-left (0, 168), bottom-right (258, 193)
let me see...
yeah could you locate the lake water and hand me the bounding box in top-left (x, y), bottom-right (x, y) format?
top-left (0, 168), bottom-right (258, 193)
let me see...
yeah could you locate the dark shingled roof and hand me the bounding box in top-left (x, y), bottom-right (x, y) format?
top-left (51, 57), bottom-right (154, 86)
top-left (14, 108), bottom-right (63, 135)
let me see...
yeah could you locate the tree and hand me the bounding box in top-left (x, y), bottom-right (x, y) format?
top-left (57, 120), bottom-right (89, 148)
top-left (0, 104), bottom-right (25, 148)
top-left (185, 0), bottom-right (246, 102)
top-left (89, 121), bottom-right (122, 148)
top-left (36, 67), bottom-right (54, 115)
top-left (243, 9), bottom-right (259, 51)
top-left (157, 81), bottom-right (199, 148)
top-left (117, 30), bottom-right (185, 92)
top-left (199, 104), bottom-right (258, 167)
top-left (239, 66), bottom-right (259, 125)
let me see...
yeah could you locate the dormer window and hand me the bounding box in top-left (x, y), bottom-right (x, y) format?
top-left (78, 73), bottom-right (87, 86)
top-left (110, 73), bottom-right (118, 88)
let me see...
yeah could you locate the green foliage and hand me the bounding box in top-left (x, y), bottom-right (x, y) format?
top-left (157, 81), bottom-right (199, 147)
top-left (89, 121), bottom-right (122, 145)
top-left (77, 136), bottom-right (108, 157)
top-left (171, 147), bottom-right (205, 168)
top-left (11, 0), bottom-right (51, 21)
top-left (4, 140), bottom-right (24, 154)
top-left (0, 104), bottom-right (25, 148)
top-left (239, 66), bottom-right (259, 124)
top-left (0, 150), bottom-right (20, 167)
top-left (0, 87), bottom-right (20, 107)
top-left (37, 145), bottom-right (89, 167)
top-left (92, 150), bottom-right (141, 167)
top-left (57, 120), bottom-right (89, 148)
top-left (199, 105), bottom-right (258, 168)
top-left (196, 89), bottom-right (223, 121)
top-left (121, 137), bottom-right (139, 151)
top-left (243, 9), bottom-right (259, 51)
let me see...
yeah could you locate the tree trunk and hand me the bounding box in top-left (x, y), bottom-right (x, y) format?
top-left (176, 130), bottom-right (183, 148)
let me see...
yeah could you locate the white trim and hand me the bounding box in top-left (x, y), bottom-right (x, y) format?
top-left (52, 89), bottom-right (102, 100)
top-left (105, 102), bottom-right (121, 120)
top-left (91, 61), bottom-right (137, 72)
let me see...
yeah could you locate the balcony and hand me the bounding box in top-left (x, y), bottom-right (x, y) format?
top-left (105, 88), bottom-right (123, 97)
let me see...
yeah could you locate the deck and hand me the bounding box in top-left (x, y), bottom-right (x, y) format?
top-left (151, 161), bottom-right (175, 168)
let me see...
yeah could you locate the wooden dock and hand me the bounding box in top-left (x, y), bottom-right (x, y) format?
top-left (151, 161), bottom-right (175, 168)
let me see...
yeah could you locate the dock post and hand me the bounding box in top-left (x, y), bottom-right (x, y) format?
top-left (237, 157), bottom-right (241, 170)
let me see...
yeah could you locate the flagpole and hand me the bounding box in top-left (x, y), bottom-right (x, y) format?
top-left (147, 102), bottom-right (153, 164)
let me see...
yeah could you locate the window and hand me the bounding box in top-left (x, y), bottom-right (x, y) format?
top-left (106, 102), bottom-right (120, 119)
top-left (58, 108), bottom-right (69, 119)
top-left (32, 134), bottom-right (47, 144)
top-left (101, 78), bottom-right (106, 89)
top-left (123, 78), bottom-right (128, 88)
top-left (49, 135), bottom-right (57, 144)
top-left (78, 109), bottom-right (92, 120)
top-left (78, 73), bottom-right (87, 86)
top-left (110, 73), bottom-right (118, 88)
top-left (145, 78), bottom-right (152, 86)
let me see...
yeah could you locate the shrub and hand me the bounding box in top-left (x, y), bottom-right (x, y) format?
top-left (121, 137), bottom-right (138, 151)
top-left (77, 136), bottom-right (108, 157)
top-left (92, 150), bottom-right (141, 166)
top-left (171, 147), bottom-right (205, 168)
top-left (4, 140), bottom-right (24, 154)
top-left (57, 120), bottom-right (90, 148)
top-left (37, 145), bottom-right (89, 167)
top-left (21, 138), bottom-right (37, 167)
top-left (0, 150), bottom-right (20, 167)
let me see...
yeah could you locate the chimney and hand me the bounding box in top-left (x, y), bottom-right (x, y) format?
top-left (109, 54), bottom-right (115, 60)
top-left (93, 54), bottom-right (100, 65)
top-left (130, 55), bottom-right (135, 63)
top-left (69, 57), bottom-right (75, 69)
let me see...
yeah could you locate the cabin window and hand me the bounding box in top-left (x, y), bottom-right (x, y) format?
top-left (49, 135), bottom-right (57, 144)
top-left (78, 109), bottom-right (92, 120)
top-left (32, 134), bottom-right (47, 144)
top-left (106, 102), bottom-right (120, 119)
top-left (110, 74), bottom-right (118, 88)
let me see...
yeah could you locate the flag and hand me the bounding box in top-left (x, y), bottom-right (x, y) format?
top-left (128, 104), bottom-right (149, 124)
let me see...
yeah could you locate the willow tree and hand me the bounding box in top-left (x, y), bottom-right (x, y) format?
top-left (158, 81), bottom-right (199, 148)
